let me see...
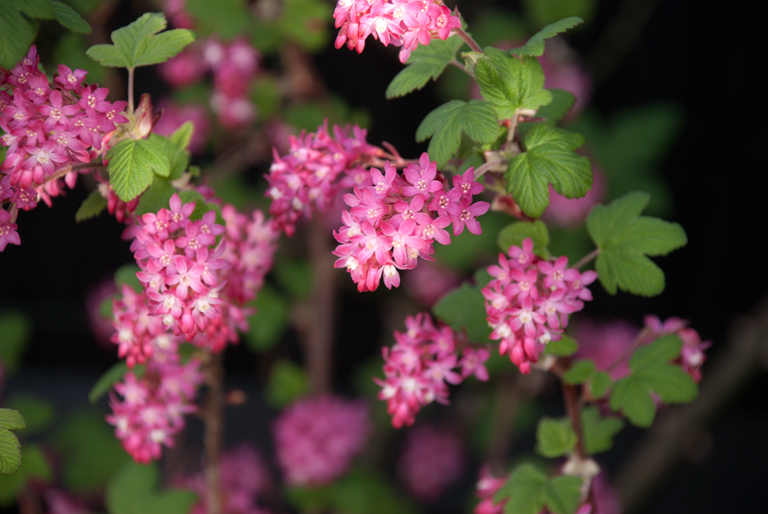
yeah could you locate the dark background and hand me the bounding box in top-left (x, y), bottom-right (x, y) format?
top-left (1, 0), bottom-right (767, 513)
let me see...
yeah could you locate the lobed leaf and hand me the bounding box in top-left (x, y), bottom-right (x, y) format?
top-left (581, 407), bottom-right (623, 455)
top-left (587, 192), bottom-right (687, 296)
top-left (107, 139), bottom-right (170, 202)
top-left (134, 180), bottom-right (176, 218)
top-left (498, 464), bottom-right (582, 514)
top-left (588, 371), bottom-right (612, 398)
top-left (562, 359), bottom-right (595, 384)
top-left (0, 409), bottom-right (25, 476)
top-left (51, 1), bottom-right (91, 33)
top-left (106, 461), bottom-right (197, 514)
top-left (508, 17), bottom-right (584, 57)
top-left (416, 100), bottom-right (499, 167)
top-left (535, 89), bottom-right (576, 125)
top-left (542, 335), bottom-right (578, 357)
top-left (497, 220), bottom-right (550, 257)
top-left (386, 36), bottom-right (465, 98)
top-left (536, 417), bottom-right (577, 458)
top-left (505, 123), bottom-right (592, 217)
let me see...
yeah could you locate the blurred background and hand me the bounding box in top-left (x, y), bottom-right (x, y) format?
top-left (1, 0), bottom-right (767, 513)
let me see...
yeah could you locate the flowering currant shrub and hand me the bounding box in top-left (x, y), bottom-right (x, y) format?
top-left (0, 2), bottom-right (714, 514)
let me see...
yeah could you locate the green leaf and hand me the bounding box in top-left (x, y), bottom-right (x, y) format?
top-left (106, 461), bottom-right (197, 514)
top-left (0, 310), bottom-right (31, 374)
top-left (114, 263), bottom-right (142, 293)
top-left (581, 407), bottom-right (623, 455)
top-left (266, 360), bottom-right (310, 408)
top-left (11, 0), bottom-right (54, 19)
top-left (536, 417), bottom-right (576, 458)
top-left (562, 359), bottom-right (595, 384)
top-left (475, 48), bottom-right (552, 119)
top-left (5, 394), bottom-right (54, 435)
top-left (51, 1), bottom-right (91, 33)
top-left (609, 335), bottom-right (698, 427)
top-left (244, 285), bottom-right (289, 353)
top-left (89, 362), bottom-right (128, 404)
top-left (107, 139), bottom-right (170, 201)
top-left (416, 100), bottom-right (499, 167)
top-left (76, 189), bottom-right (108, 221)
top-left (0, 3), bottom-right (36, 70)
top-left (0, 409), bottom-right (24, 476)
top-left (587, 191), bottom-right (687, 296)
top-left (386, 36), bottom-right (465, 99)
top-left (433, 279), bottom-right (492, 343)
top-left (505, 123), bottom-right (592, 217)
top-left (543, 335), bottom-right (578, 357)
top-left (498, 465), bottom-right (582, 514)
top-left (276, 0), bottom-right (332, 52)
top-left (134, 179), bottom-right (176, 217)
top-left (588, 371), bottom-right (612, 398)
top-left (535, 89), bottom-right (576, 124)
top-left (169, 121), bottom-right (194, 151)
top-left (274, 259), bottom-right (314, 299)
top-left (330, 468), bottom-right (422, 514)
top-left (508, 17), bottom-right (584, 57)
top-left (86, 12), bottom-right (195, 68)
top-left (0, 444), bottom-right (51, 503)
top-left (186, 0), bottom-right (248, 39)
top-left (543, 475), bottom-right (583, 514)
top-left (497, 220), bottom-right (550, 256)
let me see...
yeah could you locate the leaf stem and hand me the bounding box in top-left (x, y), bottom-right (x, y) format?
top-left (127, 67), bottom-right (135, 114)
top-left (473, 159), bottom-right (502, 179)
top-left (573, 247), bottom-right (600, 269)
top-left (453, 26), bottom-right (482, 53)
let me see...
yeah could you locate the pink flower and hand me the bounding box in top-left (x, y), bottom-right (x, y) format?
top-left (398, 424), bottom-right (464, 502)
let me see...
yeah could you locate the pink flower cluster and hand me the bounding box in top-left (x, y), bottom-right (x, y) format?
top-left (0, 46), bottom-right (127, 249)
top-left (398, 424), bottom-right (464, 502)
top-left (266, 121), bottom-right (381, 236)
top-left (333, 0), bottom-right (462, 63)
top-left (376, 313), bottom-right (490, 429)
top-left (483, 238), bottom-right (597, 374)
top-left (273, 394), bottom-right (370, 487)
top-left (107, 358), bottom-right (203, 463)
top-left (474, 465), bottom-right (508, 514)
top-left (644, 315), bottom-right (710, 383)
top-left (159, 37), bottom-right (259, 128)
top-left (177, 444), bottom-right (272, 514)
top-left (334, 155), bottom-right (489, 292)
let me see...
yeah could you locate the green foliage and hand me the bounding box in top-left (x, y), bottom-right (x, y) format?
top-left (475, 49), bottom-right (552, 119)
top-left (0, 409), bottom-right (25, 476)
top-left (54, 411), bottom-right (131, 492)
top-left (386, 36), bottom-right (465, 98)
top-left (581, 407), bottom-right (623, 455)
top-left (89, 361), bottom-right (146, 404)
top-left (186, 0), bottom-right (248, 39)
top-left (497, 220), bottom-right (550, 257)
top-left (276, 0), bottom-right (332, 52)
top-left (135, 180), bottom-right (177, 217)
top-left (497, 464), bottom-right (582, 514)
top-left (542, 335), bottom-right (578, 357)
top-left (0, 0), bottom-right (90, 69)
top-left (266, 360), bottom-right (310, 408)
top-left (523, 0), bottom-right (595, 28)
top-left (76, 189), bottom-right (108, 221)
top-left (5, 394), bottom-right (55, 435)
top-left (274, 259), bottom-right (314, 299)
top-left (533, 89), bottom-right (576, 125)
top-left (609, 335), bottom-right (698, 427)
top-left (107, 138), bottom-right (171, 201)
top-left (505, 124), bottom-right (592, 217)
top-left (588, 371), bottom-right (612, 399)
top-left (106, 461), bottom-right (197, 514)
top-left (252, 77), bottom-right (282, 119)
top-left (0, 310), bottom-right (31, 374)
top-left (508, 17), bottom-right (584, 57)
top-left (535, 417), bottom-right (576, 458)
top-left (562, 359), bottom-right (595, 384)
top-left (114, 263), bottom-right (142, 293)
top-left (587, 191), bottom-right (687, 296)
top-left (0, 443), bottom-right (51, 505)
top-left (433, 270), bottom-right (492, 342)
top-left (86, 12), bottom-right (194, 69)
top-left (244, 285), bottom-right (289, 353)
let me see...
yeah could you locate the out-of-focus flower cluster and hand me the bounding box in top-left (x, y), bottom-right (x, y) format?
top-left (266, 121), bottom-right (381, 237)
top-left (0, 46), bottom-right (127, 250)
top-left (398, 424), bottom-right (464, 502)
top-left (377, 313), bottom-right (490, 428)
top-left (177, 444), bottom-right (272, 514)
top-left (644, 315), bottom-right (710, 383)
top-left (273, 394), bottom-right (370, 487)
top-left (333, 0), bottom-right (462, 63)
top-left (483, 238), bottom-right (597, 374)
top-left (334, 156), bottom-right (489, 292)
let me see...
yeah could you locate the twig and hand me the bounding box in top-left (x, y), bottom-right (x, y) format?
top-left (572, 247), bottom-right (600, 270)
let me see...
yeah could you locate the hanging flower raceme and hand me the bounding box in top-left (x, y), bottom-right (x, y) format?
top-left (333, 0), bottom-right (462, 63)
top-left (376, 313), bottom-right (490, 428)
top-left (273, 394), bottom-right (370, 487)
top-left (333, 155), bottom-right (489, 292)
top-left (0, 46), bottom-right (128, 250)
top-left (107, 357), bottom-right (204, 464)
top-left (483, 238), bottom-right (597, 374)
top-left (265, 121), bottom-right (382, 236)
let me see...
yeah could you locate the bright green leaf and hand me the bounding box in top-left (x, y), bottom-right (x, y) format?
top-left (416, 100), bottom-right (499, 167)
top-left (76, 189), bottom-right (108, 222)
top-left (508, 17), bottom-right (584, 57)
top-left (266, 360), bottom-right (310, 408)
top-left (587, 191), bottom-right (687, 296)
top-left (51, 1), bottom-right (91, 33)
top-left (497, 220), bottom-right (550, 256)
top-left (0, 409), bottom-right (24, 476)
top-left (562, 359), bottom-right (595, 384)
top-left (107, 139), bottom-right (170, 201)
top-left (0, 409), bottom-right (25, 431)
top-left (134, 179), bottom-right (176, 217)
top-left (588, 371), bottom-right (612, 398)
top-left (386, 36), bottom-right (465, 98)
top-left (169, 121), bottom-right (194, 151)
top-left (581, 407), bottom-right (623, 455)
top-left (505, 123), bottom-right (592, 217)
top-left (543, 335), bottom-right (578, 357)
top-left (86, 12), bottom-right (194, 68)
top-left (0, 310), bottom-right (31, 374)
top-left (536, 417), bottom-right (577, 458)
top-left (475, 48), bottom-right (552, 119)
